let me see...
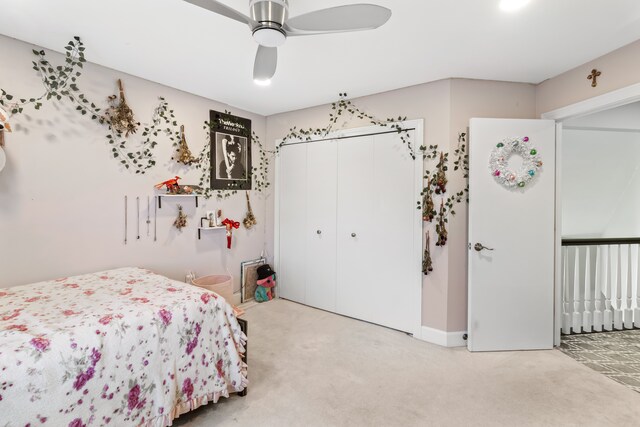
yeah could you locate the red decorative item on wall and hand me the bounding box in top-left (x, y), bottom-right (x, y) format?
top-left (221, 218), bottom-right (240, 249)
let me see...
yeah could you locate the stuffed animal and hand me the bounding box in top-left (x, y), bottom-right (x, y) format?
top-left (255, 264), bottom-right (276, 303)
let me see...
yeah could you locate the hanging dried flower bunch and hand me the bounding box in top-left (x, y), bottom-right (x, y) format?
top-left (422, 178), bottom-right (435, 222)
top-left (174, 124), bottom-right (197, 165)
top-left (434, 151), bottom-right (448, 195)
top-left (435, 200), bottom-right (448, 246)
top-left (243, 191), bottom-right (257, 229)
top-left (101, 79), bottom-right (139, 136)
top-left (423, 231), bottom-right (433, 275)
top-left (174, 205), bottom-right (187, 230)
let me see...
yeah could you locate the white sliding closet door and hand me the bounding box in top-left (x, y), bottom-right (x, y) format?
top-left (305, 141), bottom-right (338, 311)
top-left (336, 136), bottom-right (377, 322)
top-left (277, 121), bottom-right (423, 336)
top-left (337, 131), bottom-right (419, 333)
top-left (370, 131), bottom-right (418, 333)
top-left (278, 143), bottom-right (307, 303)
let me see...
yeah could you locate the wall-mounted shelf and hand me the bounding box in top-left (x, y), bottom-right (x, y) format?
top-left (198, 217), bottom-right (225, 239)
top-left (157, 194), bottom-right (199, 209)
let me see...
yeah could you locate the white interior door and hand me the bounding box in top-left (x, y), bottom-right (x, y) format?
top-left (278, 143), bottom-right (307, 303)
top-left (305, 141), bottom-right (338, 311)
top-left (468, 118), bottom-right (556, 351)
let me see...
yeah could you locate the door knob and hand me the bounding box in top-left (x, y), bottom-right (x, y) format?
top-left (317, 230), bottom-right (322, 235)
top-left (351, 233), bottom-right (357, 238)
top-left (474, 243), bottom-right (494, 252)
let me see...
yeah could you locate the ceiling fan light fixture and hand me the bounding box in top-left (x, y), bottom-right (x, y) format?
top-left (499, 0), bottom-right (530, 12)
top-left (254, 78), bottom-right (272, 86)
top-left (253, 26), bottom-right (287, 47)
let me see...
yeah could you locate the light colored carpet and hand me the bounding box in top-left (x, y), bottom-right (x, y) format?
top-left (174, 299), bottom-right (640, 427)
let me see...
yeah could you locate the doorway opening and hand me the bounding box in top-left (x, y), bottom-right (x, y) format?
top-left (543, 91), bottom-right (640, 394)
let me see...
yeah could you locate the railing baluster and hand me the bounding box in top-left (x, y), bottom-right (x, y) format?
top-left (572, 246), bottom-right (582, 333)
top-left (582, 246), bottom-right (593, 333)
top-left (614, 244), bottom-right (624, 330)
top-left (561, 240), bottom-right (640, 335)
top-left (604, 245), bottom-right (613, 331)
top-left (624, 244), bottom-right (634, 329)
top-left (634, 243), bottom-right (640, 328)
top-left (593, 245), bottom-right (603, 332)
top-left (562, 246), bottom-right (571, 334)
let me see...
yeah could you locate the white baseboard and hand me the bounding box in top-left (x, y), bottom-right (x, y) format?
top-left (418, 326), bottom-right (467, 348)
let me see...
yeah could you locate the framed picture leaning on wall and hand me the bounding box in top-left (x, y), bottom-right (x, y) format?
top-left (210, 110), bottom-right (252, 190)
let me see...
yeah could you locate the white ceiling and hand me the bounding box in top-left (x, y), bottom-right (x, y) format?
top-left (2, 0), bottom-right (640, 116)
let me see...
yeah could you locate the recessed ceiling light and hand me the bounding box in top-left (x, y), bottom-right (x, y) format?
top-left (499, 0), bottom-right (530, 12)
top-left (254, 78), bottom-right (272, 87)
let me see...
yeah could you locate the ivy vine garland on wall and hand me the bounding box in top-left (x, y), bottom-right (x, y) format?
top-left (421, 132), bottom-right (469, 275)
top-left (0, 37), bottom-right (178, 174)
top-left (489, 136), bottom-right (542, 189)
top-left (275, 93), bottom-right (415, 156)
top-left (0, 37), bottom-right (272, 194)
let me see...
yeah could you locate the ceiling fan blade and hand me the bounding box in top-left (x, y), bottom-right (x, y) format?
top-left (253, 45), bottom-right (278, 81)
top-left (285, 4), bottom-right (391, 34)
top-left (183, 0), bottom-right (255, 27)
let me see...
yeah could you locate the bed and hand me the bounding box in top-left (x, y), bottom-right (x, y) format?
top-left (0, 267), bottom-right (247, 426)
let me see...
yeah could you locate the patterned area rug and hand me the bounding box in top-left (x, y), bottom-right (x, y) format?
top-left (560, 329), bottom-right (640, 393)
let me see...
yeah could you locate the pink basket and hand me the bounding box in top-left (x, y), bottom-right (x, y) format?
top-left (192, 275), bottom-right (233, 302)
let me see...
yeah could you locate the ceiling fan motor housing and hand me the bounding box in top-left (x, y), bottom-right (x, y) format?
top-left (250, 0), bottom-right (288, 47)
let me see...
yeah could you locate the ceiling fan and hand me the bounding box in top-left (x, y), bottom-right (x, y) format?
top-left (184, 0), bottom-right (392, 84)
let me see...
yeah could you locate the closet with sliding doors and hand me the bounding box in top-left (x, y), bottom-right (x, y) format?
top-left (275, 120), bottom-right (424, 335)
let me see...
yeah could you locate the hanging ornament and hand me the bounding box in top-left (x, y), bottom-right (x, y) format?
top-left (243, 191), bottom-right (257, 229)
top-left (423, 231), bottom-right (433, 275)
top-left (422, 177), bottom-right (435, 222)
top-left (101, 79), bottom-right (139, 137)
top-left (173, 205), bottom-right (187, 230)
top-left (489, 136), bottom-right (542, 190)
top-left (0, 106), bottom-right (11, 172)
top-left (435, 152), bottom-right (448, 195)
top-left (435, 200), bottom-right (447, 247)
top-left (174, 124), bottom-right (197, 165)
top-left (221, 218), bottom-right (240, 249)
top-left (0, 105), bottom-right (12, 148)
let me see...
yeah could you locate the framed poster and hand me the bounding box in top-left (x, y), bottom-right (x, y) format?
top-left (210, 110), bottom-right (252, 190)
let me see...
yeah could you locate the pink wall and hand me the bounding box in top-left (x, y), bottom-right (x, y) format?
top-left (537, 39), bottom-right (640, 116)
top-left (266, 78), bottom-right (537, 332)
top-left (448, 80), bottom-right (536, 332)
top-left (267, 80), bottom-right (453, 331)
top-left (0, 35), bottom-right (268, 291)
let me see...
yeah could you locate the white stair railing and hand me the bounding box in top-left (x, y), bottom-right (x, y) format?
top-left (561, 239), bottom-right (640, 334)
top-left (593, 245), bottom-right (603, 332)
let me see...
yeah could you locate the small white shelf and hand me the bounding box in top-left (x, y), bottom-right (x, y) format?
top-left (197, 219), bottom-right (226, 239)
top-left (157, 193), bottom-right (200, 209)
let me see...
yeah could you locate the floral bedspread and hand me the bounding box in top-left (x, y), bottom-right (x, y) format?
top-left (0, 267), bottom-right (247, 427)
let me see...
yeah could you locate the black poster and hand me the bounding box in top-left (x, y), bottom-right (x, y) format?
top-left (209, 110), bottom-right (252, 191)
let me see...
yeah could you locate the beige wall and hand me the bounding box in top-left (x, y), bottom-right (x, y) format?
top-left (537, 39), bottom-right (640, 116)
top-left (267, 80), bottom-right (453, 330)
top-left (266, 78), bottom-right (536, 332)
top-left (5, 28), bottom-right (637, 335)
top-left (0, 35), bottom-right (268, 290)
top-left (447, 79), bottom-right (537, 331)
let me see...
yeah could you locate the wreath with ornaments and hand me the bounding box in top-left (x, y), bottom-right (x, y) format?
top-left (489, 136), bottom-right (542, 189)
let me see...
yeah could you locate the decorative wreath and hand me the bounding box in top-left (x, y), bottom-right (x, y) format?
top-left (489, 136), bottom-right (542, 189)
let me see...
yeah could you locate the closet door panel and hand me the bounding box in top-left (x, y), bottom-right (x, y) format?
top-left (336, 137), bottom-right (376, 321)
top-left (369, 131), bottom-right (418, 332)
top-left (305, 141), bottom-right (338, 311)
top-left (278, 144), bottom-right (308, 303)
